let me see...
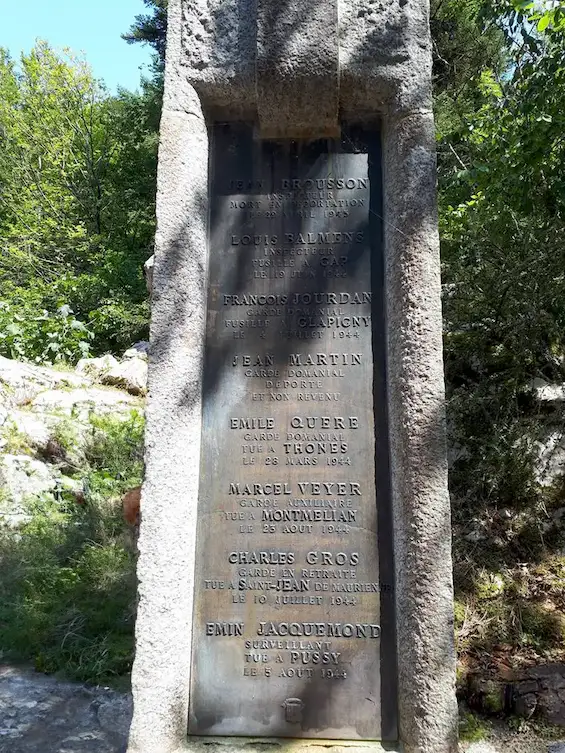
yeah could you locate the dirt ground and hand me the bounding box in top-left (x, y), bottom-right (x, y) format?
top-left (0, 665), bottom-right (563, 753)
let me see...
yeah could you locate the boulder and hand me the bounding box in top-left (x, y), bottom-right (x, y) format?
top-left (122, 341), bottom-right (149, 360)
top-left (534, 430), bottom-right (565, 487)
top-left (0, 356), bottom-right (145, 526)
top-left (530, 378), bottom-right (565, 405)
top-left (0, 355), bottom-right (90, 407)
top-left (0, 454), bottom-right (59, 502)
top-left (0, 411), bottom-right (51, 454)
top-left (30, 387), bottom-right (141, 421)
top-left (0, 407), bottom-right (96, 470)
top-left (101, 358), bottom-right (147, 396)
top-left (0, 454), bottom-right (61, 526)
top-left (76, 354), bottom-right (119, 380)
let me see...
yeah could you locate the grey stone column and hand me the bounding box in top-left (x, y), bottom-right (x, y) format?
top-left (127, 2), bottom-right (209, 748)
top-left (383, 112), bottom-right (457, 753)
top-left (128, 0), bottom-right (458, 750)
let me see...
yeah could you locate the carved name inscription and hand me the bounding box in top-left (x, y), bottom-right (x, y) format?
top-left (189, 125), bottom-right (393, 740)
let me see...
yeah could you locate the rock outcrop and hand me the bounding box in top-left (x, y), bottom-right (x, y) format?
top-left (0, 347), bottom-right (147, 526)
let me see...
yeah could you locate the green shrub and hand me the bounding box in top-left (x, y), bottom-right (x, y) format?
top-left (0, 494), bottom-right (136, 682)
top-left (459, 710), bottom-right (489, 742)
top-left (85, 409), bottom-right (145, 497)
top-left (0, 410), bottom-right (144, 683)
top-left (0, 296), bottom-right (93, 364)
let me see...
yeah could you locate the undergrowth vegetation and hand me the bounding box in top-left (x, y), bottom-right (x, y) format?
top-left (0, 43), bottom-right (158, 363)
top-left (0, 410), bottom-right (144, 682)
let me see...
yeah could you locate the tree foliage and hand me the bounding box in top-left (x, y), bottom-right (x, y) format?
top-left (439, 3), bottom-right (565, 558)
top-left (122, 0), bottom-right (168, 73)
top-left (0, 43), bottom-right (158, 362)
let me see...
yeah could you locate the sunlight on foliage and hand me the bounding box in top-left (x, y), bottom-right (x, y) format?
top-left (0, 42), bottom-right (158, 362)
top-left (0, 410), bottom-right (144, 683)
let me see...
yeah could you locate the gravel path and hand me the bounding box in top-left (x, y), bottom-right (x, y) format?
top-left (462, 727), bottom-right (565, 753)
top-left (0, 665), bottom-right (564, 753)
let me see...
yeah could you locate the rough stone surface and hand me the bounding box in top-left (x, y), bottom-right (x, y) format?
top-left (0, 410), bottom-right (51, 453)
top-left (179, 0), bottom-right (433, 119)
top-left (465, 663), bottom-right (565, 727)
top-left (0, 354), bottom-right (145, 524)
top-left (129, 0), bottom-right (456, 751)
top-left (383, 112), bottom-right (457, 753)
top-left (122, 343), bottom-right (149, 361)
top-left (0, 454), bottom-right (85, 525)
top-left (0, 395), bottom-right (138, 478)
top-left (514, 693), bottom-right (537, 719)
top-left (126, 45), bottom-right (209, 753)
top-left (102, 358), bottom-right (148, 396)
top-left (30, 387), bottom-right (140, 420)
top-left (76, 355), bottom-right (120, 380)
top-left (0, 665), bottom-right (131, 753)
top-left (256, 0), bottom-right (339, 137)
top-left (0, 355), bottom-right (89, 408)
top-left (0, 454), bottom-right (59, 510)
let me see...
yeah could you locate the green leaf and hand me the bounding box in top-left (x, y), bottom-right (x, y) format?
top-left (537, 14), bottom-right (551, 32)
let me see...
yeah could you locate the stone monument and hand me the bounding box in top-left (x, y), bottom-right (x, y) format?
top-left (127, 1), bottom-right (457, 752)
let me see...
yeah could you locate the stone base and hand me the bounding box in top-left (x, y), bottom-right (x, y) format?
top-left (172, 738), bottom-right (401, 753)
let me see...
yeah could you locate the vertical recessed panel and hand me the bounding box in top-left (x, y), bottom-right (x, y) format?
top-left (189, 124), bottom-right (396, 740)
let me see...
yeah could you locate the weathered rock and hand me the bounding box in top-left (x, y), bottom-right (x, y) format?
top-left (467, 675), bottom-right (507, 716)
top-left (516, 665), bottom-right (565, 726)
top-left (0, 454), bottom-right (59, 502)
top-left (514, 693), bottom-right (537, 719)
top-left (0, 411), bottom-right (51, 454)
top-left (76, 354), bottom-right (120, 380)
top-left (0, 407), bottom-right (91, 472)
top-left (467, 663), bottom-right (565, 727)
top-left (30, 387), bottom-right (141, 421)
top-left (0, 448), bottom-right (82, 512)
top-left (530, 378), bottom-right (565, 405)
top-left (0, 355), bottom-right (90, 408)
top-left (534, 430), bottom-right (565, 488)
top-left (0, 354), bottom-right (144, 528)
top-left (0, 665), bottom-right (131, 753)
top-left (122, 342), bottom-right (149, 360)
top-left (539, 692), bottom-right (565, 726)
top-left (102, 358), bottom-right (147, 396)
top-left (0, 455), bottom-right (60, 526)
top-left (515, 680), bottom-right (538, 695)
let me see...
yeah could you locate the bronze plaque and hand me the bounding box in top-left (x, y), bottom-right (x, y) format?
top-left (189, 124), bottom-right (396, 740)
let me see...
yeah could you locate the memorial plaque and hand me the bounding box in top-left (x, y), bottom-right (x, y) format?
top-left (189, 124), bottom-right (396, 740)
